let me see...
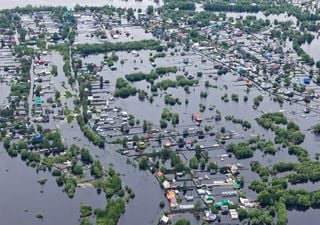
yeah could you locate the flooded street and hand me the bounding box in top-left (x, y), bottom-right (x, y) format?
top-left (59, 121), bottom-right (164, 225)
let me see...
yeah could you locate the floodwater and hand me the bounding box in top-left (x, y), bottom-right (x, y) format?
top-left (86, 47), bottom-right (320, 225)
top-left (0, 147), bottom-right (106, 225)
top-left (59, 121), bottom-right (164, 225)
top-left (0, 0), bottom-right (163, 10)
top-left (288, 209), bottom-right (320, 225)
top-left (0, 82), bottom-right (10, 105)
top-left (0, 6), bottom-right (319, 225)
top-left (0, 120), bottom-right (163, 225)
top-left (224, 12), bottom-right (297, 24)
top-left (0, 49), bottom-right (164, 225)
top-left (302, 36), bottom-right (320, 62)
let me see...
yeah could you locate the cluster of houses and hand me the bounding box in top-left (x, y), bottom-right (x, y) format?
top-left (73, 10), bottom-right (155, 45)
top-left (0, 34), bottom-right (20, 82)
top-left (176, 17), bottom-right (320, 107)
top-left (20, 12), bottom-right (61, 45)
top-left (156, 165), bottom-right (258, 224)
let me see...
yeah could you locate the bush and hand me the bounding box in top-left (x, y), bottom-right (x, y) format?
top-left (228, 142), bottom-right (253, 159)
top-left (312, 123), bottom-right (320, 135)
top-left (80, 205), bottom-right (92, 218)
top-left (189, 157), bottom-right (199, 169)
top-left (138, 157), bottom-right (149, 170)
top-left (91, 160), bottom-right (103, 178)
top-left (52, 169), bottom-right (61, 176)
top-left (159, 200), bottom-right (165, 208)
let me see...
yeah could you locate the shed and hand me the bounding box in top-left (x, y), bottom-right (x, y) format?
top-left (35, 98), bottom-right (42, 105)
top-left (303, 77), bottom-right (311, 84)
top-left (33, 134), bottom-right (43, 143)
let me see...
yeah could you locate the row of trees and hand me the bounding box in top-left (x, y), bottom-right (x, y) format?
top-left (203, 1), bottom-right (320, 22)
top-left (77, 115), bottom-right (105, 148)
top-left (74, 40), bottom-right (161, 55)
top-left (124, 66), bottom-right (177, 83)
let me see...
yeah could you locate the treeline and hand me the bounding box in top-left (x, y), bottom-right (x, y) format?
top-left (293, 32), bottom-right (315, 65)
top-left (81, 167), bottom-right (128, 225)
top-left (8, 5), bottom-right (67, 14)
top-left (203, 1), bottom-right (320, 22)
top-left (155, 75), bottom-right (198, 91)
top-left (225, 115), bottom-right (252, 129)
top-left (0, 11), bottom-right (17, 30)
top-left (95, 199), bottom-right (125, 225)
top-left (125, 66), bottom-right (177, 83)
top-left (74, 4), bottom-right (122, 14)
top-left (77, 115), bottom-right (105, 148)
top-left (293, 41), bottom-right (314, 65)
top-left (269, 23), bottom-right (315, 65)
top-left (204, 1), bottom-right (260, 13)
top-left (164, 1), bottom-right (196, 11)
top-left (272, 160), bottom-right (320, 184)
top-left (228, 137), bottom-right (278, 160)
top-left (73, 40), bottom-right (161, 55)
top-left (235, 16), bottom-right (271, 33)
top-left (258, 183), bottom-right (320, 210)
top-left (249, 177), bottom-right (320, 225)
top-left (256, 113), bottom-right (305, 145)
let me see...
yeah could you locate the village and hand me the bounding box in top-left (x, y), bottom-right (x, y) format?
top-left (1, 1), bottom-right (320, 225)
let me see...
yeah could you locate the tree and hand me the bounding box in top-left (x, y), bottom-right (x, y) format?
top-left (52, 169), bottom-right (62, 176)
top-left (52, 32), bottom-right (60, 42)
top-left (91, 160), bottom-right (103, 178)
top-left (287, 121), bottom-right (300, 131)
top-left (160, 119), bottom-right (167, 129)
top-left (80, 148), bottom-right (93, 164)
top-left (309, 69), bottom-right (314, 77)
top-left (55, 90), bottom-right (61, 100)
top-left (207, 162), bottom-right (218, 171)
top-left (72, 163), bottom-right (83, 176)
top-left (238, 208), bottom-right (248, 221)
top-left (3, 137), bottom-right (10, 149)
top-left (138, 157), bottom-right (148, 170)
top-left (257, 190), bottom-right (273, 206)
top-left (171, 113), bottom-right (179, 126)
top-left (189, 157), bottom-right (199, 169)
top-left (146, 5), bottom-right (154, 15)
top-left (51, 65), bottom-right (58, 76)
top-left (99, 76), bottom-right (103, 89)
top-left (80, 218), bottom-right (92, 225)
top-left (159, 200), bottom-right (165, 208)
top-left (195, 145), bottom-right (202, 159)
top-left (316, 61), bottom-right (320, 74)
top-left (35, 85), bottom-right (42, 97)
top-left (127, 8), bottom-right (134, 21)
top-left (312, 123), bottom-right (320, 135)
top-left (228, 142), bottom-right (253, 159)
top-left (143, 120), bottom-right (148, 133)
